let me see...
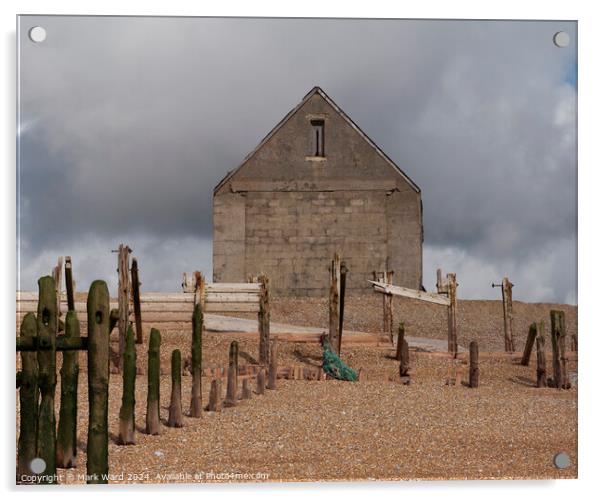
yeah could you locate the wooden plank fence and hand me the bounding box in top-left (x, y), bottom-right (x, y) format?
top-left (368, 267), bottom-right (458, 356)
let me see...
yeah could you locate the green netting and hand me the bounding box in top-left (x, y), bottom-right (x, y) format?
top-left (321, 336), bottom-right (358, 381)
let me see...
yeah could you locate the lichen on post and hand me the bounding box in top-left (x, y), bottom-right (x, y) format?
top-left (189, 304), bottom-right (203, 417)
top-left (56, 310), bottom-right (80, 468)
top-left (146, 328), bottom-right (162, 435)
top-left (168, 349), bottom-right (183, 427)
top-left (86, 280), bottom-right (110, 484)
top-left (36, 275), bottom-right (58, 483)
top-left (17, 312), bottom-right (38, 482)
top-left (118, 325), bottom-right (136, 444)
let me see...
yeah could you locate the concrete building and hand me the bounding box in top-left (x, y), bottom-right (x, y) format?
top-left (213, 87), bottom-right (423, 296)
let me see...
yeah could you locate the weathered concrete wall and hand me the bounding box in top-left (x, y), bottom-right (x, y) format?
top-left (213, 89), bottom-right (422, 296)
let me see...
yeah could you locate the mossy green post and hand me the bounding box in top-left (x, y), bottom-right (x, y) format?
top-left (56, 310), bottom-right (80, 468)
top-left (17, 312), bottom-right (38, 482)
top-left (168, 349), bottom-right (183, 427)
top-left (36, 276), bottom-right (58, 483)
top-left (86, 280), bottom-right (110, 484)
top-left (146, 328), bottom-right (161, 435)
top-left (118, 325), bottom-right (136, 444)
top-left (189, 304), bottom-right (202, 417)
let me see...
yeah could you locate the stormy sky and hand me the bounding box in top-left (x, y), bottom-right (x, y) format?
top-left (17, 16), bottom-right (577, 303)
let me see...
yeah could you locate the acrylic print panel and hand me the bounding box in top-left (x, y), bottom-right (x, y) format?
top-left (16, 16), bottom-right (577, 484)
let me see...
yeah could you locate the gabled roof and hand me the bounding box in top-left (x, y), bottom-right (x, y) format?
top-left (214, 86), bottom-right (420, 194)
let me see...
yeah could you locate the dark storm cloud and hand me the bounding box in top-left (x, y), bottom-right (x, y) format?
top-left (17, 17), bottom-right (577, 301)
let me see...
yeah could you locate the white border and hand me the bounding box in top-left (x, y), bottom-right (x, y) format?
top-left (2, 1), bottom-right (600, 499)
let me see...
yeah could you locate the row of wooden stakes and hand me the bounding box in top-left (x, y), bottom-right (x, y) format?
top-left (118, 312), bottom-right (282, 441)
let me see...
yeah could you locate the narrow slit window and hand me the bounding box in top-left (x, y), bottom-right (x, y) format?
top-left (311, 119), bottom-right (325, 157)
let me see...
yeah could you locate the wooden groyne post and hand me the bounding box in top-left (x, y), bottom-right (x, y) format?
top-left (446, 273), bottom-right (458, 357)
top-left (118, 325), bottom-right (136, 444)
top-left (146, 328), bottom-right (161, 435)
top-left (493, 277), bottom-right (515, 352)
top-left (550, 310), bottom-right (570, 389)
top-left (469, 341), bottom-right (479, 388)
top-left (17, 313), bottom-right (38, 480)
top-left (258, 274), bottom-right (270, 365)
top-left (224, 341), bottom-right (239, 407)
top-left (86, 280), bottom-right (110, 484)
top-left (56, 310), bottom-right (80, 468)
top-left (267, 337), bottom-right (279, 390)
top-left (189, 303), bottom-right (203, 417)
top-left (116, 244), bottom-right (132, 371)
top-left (535, 322), bottom-right (547, 388)
top-left (521, 323), bottom-right (538, 366)
top-left (168, 349), bottom-right (183, 427)
top-left (329, 253), bottom-right (341, 354)
top-left (131, 257), bottom-right (143, 344)
top-left (36, 276), bottom-right (58, 483)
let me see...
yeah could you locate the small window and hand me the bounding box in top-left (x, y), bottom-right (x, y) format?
top-left (311, 119), bottom-right (325, 157)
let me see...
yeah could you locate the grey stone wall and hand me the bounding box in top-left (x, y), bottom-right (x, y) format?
top-left (213, 89), bottom-right (422, 296)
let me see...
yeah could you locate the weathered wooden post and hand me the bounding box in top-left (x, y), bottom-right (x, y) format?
top-left (399, 338), bottom-right (410, 378)
top-left (118, 325), bottom-right (136, 444)
top-left (550, 310), bottom-right (569, 389)
top-left (64, 256), bottom-right (75, 311)
top-left (339, 262), bottom-right (349, 349)
top-left (193, 271), bottom-right (205, 309)
top-left (56, 310), bottom-right (80, 468)
top-left (130, 257), bottom-right (143, 344)
top-left (146, 328), bottom-right (161, 435)
top-left (87, 280), bottom-right (110, 484)
top-left (256, 368), bottom-right (266, 395)
top-left (447, 273), bottom-right (458, 357)
top-left (224, 341), bottom-right (239, 407)
top-left (469, 341), bottom-right (479, 388)
top-left (267, 337), bottom-right (279, 390)
top-left (17, 313), bottom-right (38, 480)
top-left (383, 270), bottom-right (394, 342)
top-left (329, 253), bottom-right (341, 354)
top-left (395, 321), bottom-right (405, 361)
top-left (242, 378), bottom-right (252, 399)
top-left (536, 329), bottom-right (547, 388)
top-left (168, 349), bottom-right (183, 427)
top-left (502, 277), bottom-right (515, 352)
top-left (189, 303), bottom-right (203, 417)
top-left (258, 274), bottom-right (270, 365)
top-left (117, 244), bottom-right (131, 372)
top-left (521, 323), bottom-right (538, 366)
top-left (52, 256), bottom-right (63, 320)
top-left (207, 378), bottom-right (222, 412)
top-left (36, 276), bottom-right (58, 483)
